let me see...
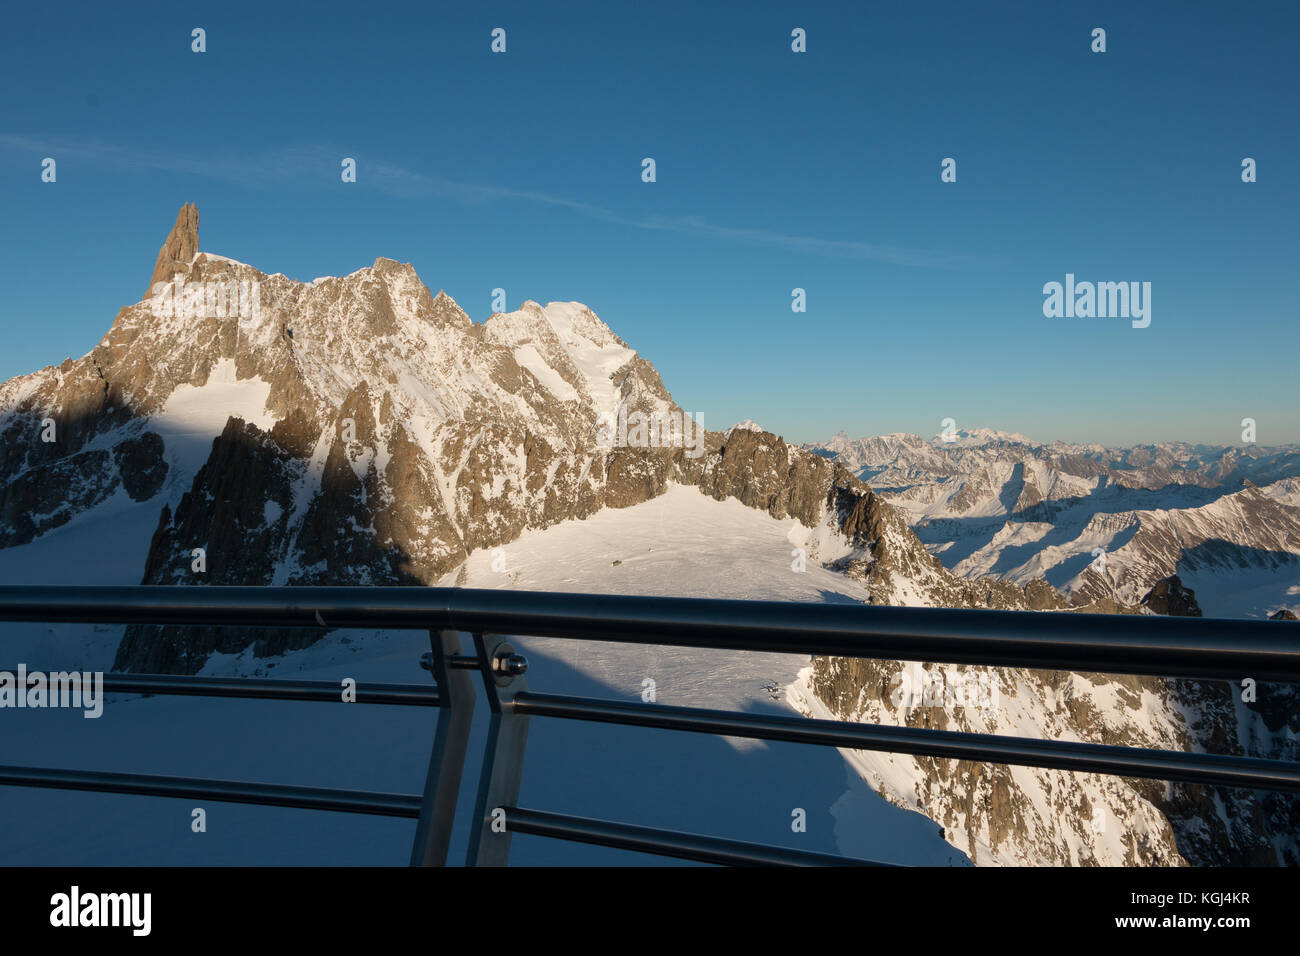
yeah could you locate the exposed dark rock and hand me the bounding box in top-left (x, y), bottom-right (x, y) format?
top-left (113, 431), bottom-right (168, 501)
top-left (1141, 575), bottom-right (1203, 617)
top-left (0, 448), bottom-right (117, 547)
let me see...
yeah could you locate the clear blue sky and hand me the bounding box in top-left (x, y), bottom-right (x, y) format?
top-left (1, 0), bottom-right (1296, 447)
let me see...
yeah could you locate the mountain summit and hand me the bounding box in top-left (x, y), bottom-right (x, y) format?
top-left (147, 202), bottom-right (200, 295)
top-left (0, 207), bottom-right (906, 668)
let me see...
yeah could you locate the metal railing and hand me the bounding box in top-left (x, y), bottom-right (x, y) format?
top-left (0, 585), bottom-right (1298, 866)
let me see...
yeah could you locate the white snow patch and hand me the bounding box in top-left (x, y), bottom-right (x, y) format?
top-left (512, 345), bottom-right (579, 402)
top-left (726, 419), bottom-right (764, 437)
top-left (539, 301), bottom-right (635, 420)
top-left (152, 359), bottom-right (276, 478)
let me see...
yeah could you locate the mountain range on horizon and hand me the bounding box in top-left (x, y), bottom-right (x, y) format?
top-left (1, 205), bottom-right (1298, 867)
top-left (803, 428), bottom-right (1300, 618)
top-left (817, 424), bottom-right (1300, 456)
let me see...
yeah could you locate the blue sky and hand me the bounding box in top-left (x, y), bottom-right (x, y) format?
top-left (1, 0), bottom-right (1296, 446)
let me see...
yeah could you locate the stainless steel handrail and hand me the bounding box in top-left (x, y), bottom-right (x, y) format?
top-left (0, 586), bottom-right (1295, 867)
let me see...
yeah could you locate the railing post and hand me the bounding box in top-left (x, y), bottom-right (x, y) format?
top-left (465, 632), bottom-right (531, 867)
top-left (408, 629), bottom-right (476, 866)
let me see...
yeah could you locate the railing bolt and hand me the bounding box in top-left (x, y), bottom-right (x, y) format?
top-left (493, 652), bottom-right (529, 677)
top-left (419, 651), bottom-right (433, 672)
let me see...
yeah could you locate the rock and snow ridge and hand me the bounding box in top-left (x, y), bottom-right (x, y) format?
top-left (804, 429), bottom-right (1300, 620)
top-left (0, 206), bottom-right (900, 670)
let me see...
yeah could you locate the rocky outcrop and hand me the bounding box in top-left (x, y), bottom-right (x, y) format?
top-left (113, 432), bottom-right (169, 501)
top-left (0, 448), bottom-right (118, 547)
top-left (1140, 575), bottom-right (1203, 617)
top-left (115, 418), bottom-right (315, 673)
top-left (802, 656), bottom-right (1188, 866)
top-left (147, 202), bottom-right (199, 295)
top-left (802, 637), bottom-right (1299, 866)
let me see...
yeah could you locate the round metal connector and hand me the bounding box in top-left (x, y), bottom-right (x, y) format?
top-left (485, 642), bottom-right (529, 686)
top-left (494, 652), bottom-right (529, 677)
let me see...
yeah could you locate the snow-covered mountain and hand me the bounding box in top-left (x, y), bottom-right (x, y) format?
top-left (795, 429), bottom-right (1300, 865)
top-left (1, 206), bottom-right (1296, 867)
top-left (805, 429), bottom-right (1300, 619)
top-left (1, 206), bottom-right (950, 671)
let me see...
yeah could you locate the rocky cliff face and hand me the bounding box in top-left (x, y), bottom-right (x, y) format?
top-left (147, 203), bottom-right (200, 295)
top-left (1141, 575), bottom-right (1203, 617)
top-left (795, 567), bottom-right (1298, 866)
top-left (796, 646), bottom-right (1300, 866)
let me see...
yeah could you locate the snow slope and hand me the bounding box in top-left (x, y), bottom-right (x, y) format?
top-left (0, 484), bottom-right (967, 866)
top-left (151, 357), bottom-right (275, 476)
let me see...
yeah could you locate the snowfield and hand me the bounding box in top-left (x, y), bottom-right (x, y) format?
top-left (0, 484), bottom-right (968, 866)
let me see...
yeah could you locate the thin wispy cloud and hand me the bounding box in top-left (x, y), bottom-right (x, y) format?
top-left (1, 134), bottom-right (1000, 267)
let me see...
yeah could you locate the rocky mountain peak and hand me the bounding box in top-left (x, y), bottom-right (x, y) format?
top-left (1140, 574), bottom-right (1203, 617)
top-left (147, 203), bottom-right (199, 296)
top-left (428, 290), bottom-right (471, 328)
top-left (726, 420), bottom-right (764, 437)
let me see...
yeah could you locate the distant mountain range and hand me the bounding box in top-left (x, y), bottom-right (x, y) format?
top-left (804, 429), bottom-right (1300, 619)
